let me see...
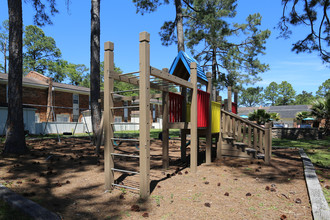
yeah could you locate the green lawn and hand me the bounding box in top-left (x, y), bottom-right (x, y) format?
top-left (273, 136), bottom-right (330, 205)
top-left (272, 136), bottom-right (330, 168)
top-left (114, 129), bottom-right (180, 139)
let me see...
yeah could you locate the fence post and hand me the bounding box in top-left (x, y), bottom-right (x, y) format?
top-left (162, 68), bottom-right (169, 169)
top-left (216, 97), bottom-right (222, 159)
top-left (228, 86), bottom-right (232, 112)
top-left (190, 62), bottom-right (198, 173)
top-left (139, 31), bottom-right (151, 198)
top-left (234, 89), bottom-right (238, 104)
top-left (104, 41), bottom-right (115, 190)
top-left (264, 123), bottom-right (271, 165)
top-left (206, 72), bottom-right (212, 164)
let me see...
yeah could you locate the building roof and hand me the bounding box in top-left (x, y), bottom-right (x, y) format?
top-left (238, 105), bottom-right (312, 119)
top-left (169, 51), bottom-right (208, 83)
top-left (0, 72), bottom-right (49, 87)
top-left (268, 105), bottom-right (311, 118)
top-left (0, 72), bottom-right (89, 94)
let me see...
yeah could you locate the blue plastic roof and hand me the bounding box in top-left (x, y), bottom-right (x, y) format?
top-left (169, 51), bottom-right (208, 82)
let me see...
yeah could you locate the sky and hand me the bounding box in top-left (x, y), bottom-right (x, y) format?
top-left (0, 0), bottom-right (329, 97)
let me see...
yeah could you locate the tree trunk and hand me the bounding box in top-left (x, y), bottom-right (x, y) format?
top-left (90, 0), bottom-right (101, 153)
top-left (175, 0), bottom-right (185, 52)
top-left (211, 47), bottom-right (217, 101)
top-left (3, 0), bottom-right (28, 154)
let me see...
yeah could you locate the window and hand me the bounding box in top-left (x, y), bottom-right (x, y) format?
top-left (124, 101), bottom-right (128, 122)
top-left (114, 116), bottom-right (122, 123)
top-left (153, 104), bottom-right (156, 122)
top-left (35, 113), bottom-right (40, 122)
top-left (73, 94), bottom-right (79, 122)
top-left (56, 114), bottom-right (70, 122)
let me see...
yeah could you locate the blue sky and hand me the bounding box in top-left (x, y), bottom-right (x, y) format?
top-left (0, 0), bottom-right (328, 97)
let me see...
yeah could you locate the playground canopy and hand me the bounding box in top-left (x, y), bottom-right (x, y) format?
top-left (169, 51), bottom-right (208, 83)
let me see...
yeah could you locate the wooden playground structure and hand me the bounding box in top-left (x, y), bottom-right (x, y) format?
top-left (103, 32), bottom-right (272, 199)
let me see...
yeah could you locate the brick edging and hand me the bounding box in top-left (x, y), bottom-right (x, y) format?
top-left (0, 184), bottom-right (61, 220)
top-left (299, 148), bottom-right (330, 220)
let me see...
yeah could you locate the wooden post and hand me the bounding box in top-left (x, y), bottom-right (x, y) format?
top-left (264, 123), bottom-right (271, 165)
top-left (242, 122), bottom-right (246, 143)
top-left (237, 120), bottom-right (241, 141)
top-left (104, 41), bottom-right (115, 190)
top-left (259, 129), bottom-right (263, 152)
top-left (253, 127), bottom-right (258, 150)
top-left (162, 68), bottom-right (169, 169)
top-left (224, 99), bottom-right (228, 111)
top-left (248, 125), bottom-right (252, 148)
top-left (228, 86), bottom-right (232, 112)
top-left (190, 62), bottom-right (198, 173)
top-left (216, 97), bottom-right (222, 159)
top-left (181, 84), bottom-right (187, 162)
top-left (206, 72), bottom-right (212, 164)
top-left (139, 32), bottom-right (151, 198)
top-left (234, 89), bottom-right (238, 104)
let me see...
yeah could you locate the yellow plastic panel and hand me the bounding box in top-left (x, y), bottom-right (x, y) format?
top-left (211, 101), bottom-right (221, 133)
top-left (186, 103), bottom-right (191, 122)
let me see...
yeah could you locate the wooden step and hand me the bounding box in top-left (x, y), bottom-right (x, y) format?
top-left (233, 142), bottom-right (248, 151)
top-left (245, 148), bottom-right (257, 158)
top-left (223, 136), bottom-right (235, 141)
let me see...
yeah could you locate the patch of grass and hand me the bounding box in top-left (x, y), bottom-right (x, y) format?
top-left (0, 200), bottom-right (32, 220)
top-left (323, 188), bottom-right (330, 205)
top-left (272, 136), bottom-right (330, 168)
top-left (114, 129), bottom-right (180, 139)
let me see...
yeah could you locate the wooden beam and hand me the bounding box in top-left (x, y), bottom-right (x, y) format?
top-left (113, 93), bottom-right (162, 102)
top-left (109, 70), bottom-right (165, 91)
top-left (150, 66), bottom-right (193, 89)
top-left (206, 72), bottom-right (212, 164)
top-left (104, 41), bottom-right (115, 190)
top-left (139, 31), bottom-right (151, 199)
top-left (167, 122), bottom-right (191, 129)
top-left (217, 100), bottom-right (222, 160)
top-left (162, 68), bottom-right (169, 170)
top-left (190, 62), bottom-right (198, 173)
top-left (228, 86), bottom-right (232, 112)
top-left (234, 89), bottom-right (238, 104)
top-left (264, 123), bottom-right (271, 165)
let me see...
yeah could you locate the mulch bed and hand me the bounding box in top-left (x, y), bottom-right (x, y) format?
top-left (0, 137), bottom-right (313, 219)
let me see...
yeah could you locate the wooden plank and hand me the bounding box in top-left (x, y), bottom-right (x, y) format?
top-left (248, 125), bottom-right (252, 148)
top-left (216, 98), bottom-right (222, 159)
top-left (221, 109), bottom-right (265, 130)
top-left (113, 93), bottom-right (162, 101)
top-left (139, 31), bottom-right (151, 199)
top-left (299, 149), bottom-right (330, 220)
top-left (220, 149), bottom-right (252, 158)
top-left (150, 66), bottom-right (193, 89)
top-left (104, 41), bottom-right (115, 190)
top-left (190, 62), bottom-right (198, 173)
top-left (167, 122), bottom-right (191, 129)
top-left (253, 127), bottom-right (258, 150)
top-left (110, 70), bottom-right (164, 91)
top-left (228, 86), bottom-right (232, 112)
top-left (259, 129), bottom-right (263, 152)
top-left (206, 72), bottom-right (212, 164)
top-left (181, 84), bottom-right (187, 162)
top-left (162, 82), bottom-right (169, 169)
top-left (264, 123), bottom-right (270, 164)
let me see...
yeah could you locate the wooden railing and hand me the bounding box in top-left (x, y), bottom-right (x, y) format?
top-left (220, 109), bottom-right (272, 164)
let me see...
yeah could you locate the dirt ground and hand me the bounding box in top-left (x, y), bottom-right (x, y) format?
top-left (0, 137), bottom-right (318, 220)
